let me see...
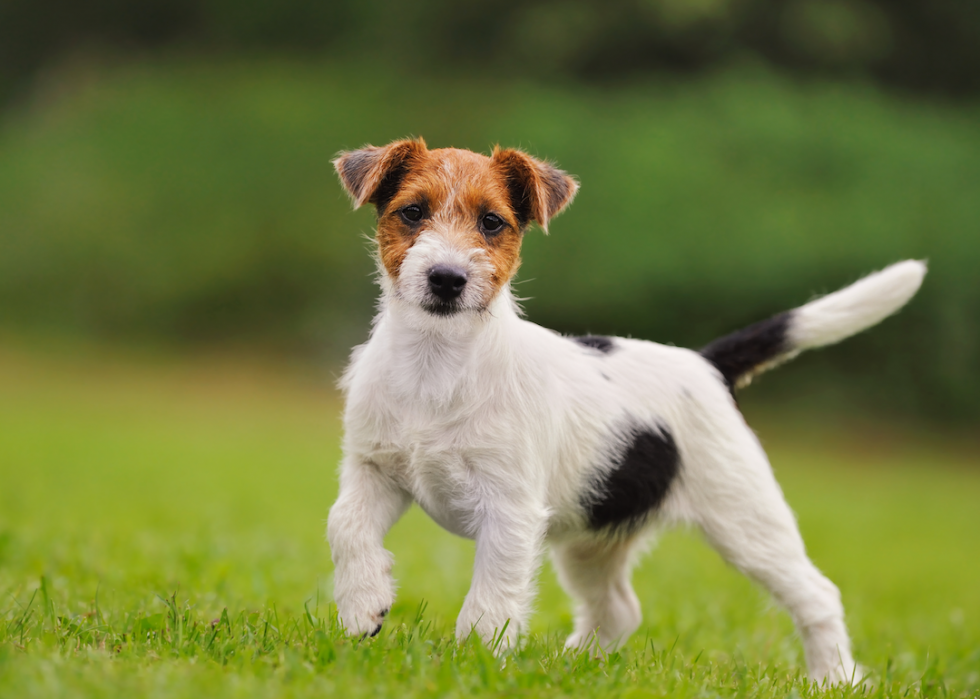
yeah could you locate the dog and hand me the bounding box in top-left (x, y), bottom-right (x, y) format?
top-left (326, 137), bottom-right (925, 684)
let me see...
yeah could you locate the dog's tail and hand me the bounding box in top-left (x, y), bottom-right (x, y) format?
top-left (700, 260), bottom-right (926, 392)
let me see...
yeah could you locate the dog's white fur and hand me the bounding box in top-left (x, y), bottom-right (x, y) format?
top-left (326, 148), bottom-right (925, 684)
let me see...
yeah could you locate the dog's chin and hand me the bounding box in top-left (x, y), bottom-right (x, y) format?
top-left (422, 300), bottom-right (464, 317)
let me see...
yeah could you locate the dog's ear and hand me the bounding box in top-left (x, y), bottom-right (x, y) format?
top-left (491, 147), bottom-right (579, 233)
top-left (333, 138), bottom-right (428, 212)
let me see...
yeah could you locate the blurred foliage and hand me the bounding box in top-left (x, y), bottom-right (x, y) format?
top-left (0, 60), bottom-right (977, 420)
top-left (2, 0), bottom-right (980, 101)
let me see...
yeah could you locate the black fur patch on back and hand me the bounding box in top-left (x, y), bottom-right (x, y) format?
top-left (584, 423), bottom-right (680, 532)
top-left (699, 311), bottom-right (792, 394)
top-left (573, 335), bottom-right (615, 353)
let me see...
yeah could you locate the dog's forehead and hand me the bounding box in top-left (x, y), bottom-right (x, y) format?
top-left (416, 148), bottom-right (498, 188)
top-left (394, 147), bottom-right (508, 218)
top-left (431, 147), bottom-right (491, 171)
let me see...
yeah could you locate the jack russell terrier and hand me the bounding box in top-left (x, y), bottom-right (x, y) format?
top-left (326, 137), bottom-right (925, 684)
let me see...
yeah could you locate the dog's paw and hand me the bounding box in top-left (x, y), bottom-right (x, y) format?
top-left (338, 604), bottom-right (390, 638)
top-left (564, 629), bottom-right (599, 654)
top-left (335, 581), bottom-right (394, 638)
top-left (832, 662), bottom-right (873, 687)
top-left (455, 602), bottom-right (518, 653)
top-left (811, 659), bottom-right (871, 687)
top-left (363, 606), bottom-right (390, 638)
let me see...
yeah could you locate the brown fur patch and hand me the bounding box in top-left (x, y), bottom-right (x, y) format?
top-left (490, 147), bottom-right (579, 232)
top-left (374, 148), bottom-right (526, 293)
top-left (333, 138), bottom-right (428, 210)
top-left (334, 141), bottom-right (578, 304)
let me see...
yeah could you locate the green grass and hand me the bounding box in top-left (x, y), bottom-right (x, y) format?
top-left (1, 341), bottom-right (978, 698)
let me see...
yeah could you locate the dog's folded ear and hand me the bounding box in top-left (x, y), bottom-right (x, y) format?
top-left (491, 148), bottom-right (579, 233)
top-left (333, 138), bottom-right (428, 212)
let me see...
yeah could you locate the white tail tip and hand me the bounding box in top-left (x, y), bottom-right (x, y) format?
top-left (791, 260), bottom-right (927, 350)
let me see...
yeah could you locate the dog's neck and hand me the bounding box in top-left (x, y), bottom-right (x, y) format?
top-left (371, 287), bottom-right (521, 405)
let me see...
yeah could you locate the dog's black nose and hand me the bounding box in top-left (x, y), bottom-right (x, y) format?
top-left (427, 265), bottom-right (468, 302)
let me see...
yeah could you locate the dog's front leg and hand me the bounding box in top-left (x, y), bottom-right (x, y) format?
top-left (455, 499), bottom-right (548, 651)
top-left (327, 457), bottom-right (410, 637)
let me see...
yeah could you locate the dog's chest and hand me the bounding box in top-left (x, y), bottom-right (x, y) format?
top-left (352, 395), bottom-right (514, 539)
top-left (343, 328), bottom-right (550, 537)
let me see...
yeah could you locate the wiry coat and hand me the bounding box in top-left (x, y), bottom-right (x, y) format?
top-left (326, 137), bottom-right (926, 685)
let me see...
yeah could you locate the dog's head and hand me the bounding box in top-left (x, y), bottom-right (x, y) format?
top-left (334, 138), bottom-right (578, 317)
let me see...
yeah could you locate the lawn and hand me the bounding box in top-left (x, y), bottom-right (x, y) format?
top-left (1, 341), bottom-right (978, 698)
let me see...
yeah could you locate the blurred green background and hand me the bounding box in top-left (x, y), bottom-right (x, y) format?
top-left (0, 0), bottom-right (978, 419)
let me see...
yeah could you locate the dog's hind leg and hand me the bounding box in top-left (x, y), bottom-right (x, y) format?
top-left (553, 536), bottom-right (643, 652)
top-left (681, 418), bottom-right (858, 685)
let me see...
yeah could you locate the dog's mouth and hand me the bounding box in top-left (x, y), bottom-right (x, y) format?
top-left (422, 300), bottom-right (464, 317)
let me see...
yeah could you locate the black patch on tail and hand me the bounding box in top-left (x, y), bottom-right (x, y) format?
top-left (584, 423), bottom-right (680, 532)
top-left (573, 335), bottom-right (615, 354)
top-left (700, 312), bottom-right (792, 393)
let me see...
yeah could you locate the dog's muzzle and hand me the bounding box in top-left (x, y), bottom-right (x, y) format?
top-left (428, 265), bottom-right (467, 301)
top-left (424, 265), bottom-right (468, 315)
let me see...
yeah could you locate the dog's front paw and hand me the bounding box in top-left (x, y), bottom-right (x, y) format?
top-left (813, 660), bottom-right (871, 687)
top-left (338, 601), bottom-right (390, 638)
top-left (455, 601), bottom-right (518, 653)
top-left (335, 584), bottom-right (394, 638)
top-left (564, 629), bottom-right (600, 654)
top-left (332, 544), bottom-right (397, 638)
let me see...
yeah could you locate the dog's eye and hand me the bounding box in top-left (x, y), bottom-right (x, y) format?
top-left (401, 205), bottom-right (423, 224)
top-left (481, 213), bottom-right (505, 235)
